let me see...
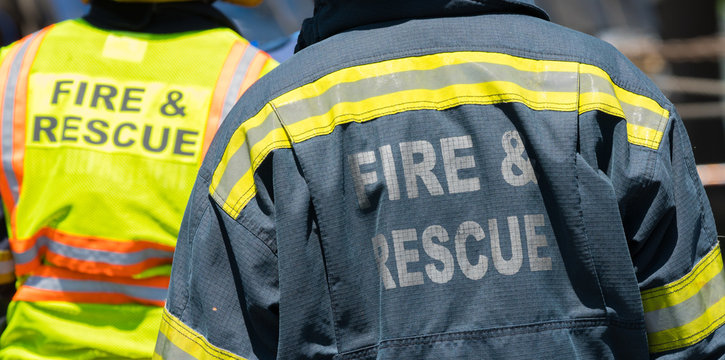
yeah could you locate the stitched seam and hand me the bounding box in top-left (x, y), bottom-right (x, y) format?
top-left (161, 314), bottom-right (239, 360)
top-left (649, 311), bottom-right (725, 348)
top-left (338, 317), bottom-right (630, 359)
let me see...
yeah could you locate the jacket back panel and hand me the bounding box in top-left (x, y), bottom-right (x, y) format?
top-left (210, 12), bottom-right (667, 359)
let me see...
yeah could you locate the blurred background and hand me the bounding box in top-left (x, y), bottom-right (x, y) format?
top-left (1, 0), bottom-right (724, 232)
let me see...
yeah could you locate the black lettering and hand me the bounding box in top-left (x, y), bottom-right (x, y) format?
top-left (84, 119), bottom-right (109, 145)
top-left (33, 116), bottom-right (58, 142)
top-left (62, 116), bottom-right (81, 142)
top-left (114, 123), bottom-right (136, 147)
top-left (90, 84), bottom-right (118, 111)
top-left (173, 129), bottom-right (198, 157)
top-left (120, 87), bottom-right (144, 112)
top-left (75, 81), bottom-right (87, 106)
top-left (142, 125), bottom-right (169, 153)
top-left (51, 80), bottom-right (72, 105)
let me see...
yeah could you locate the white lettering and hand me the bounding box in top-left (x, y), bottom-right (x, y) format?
top-left (441, 135), bottom-right (480, 194)
top-left (379, 144), bottom-right (401, 201)
top-left (422, 225), bottom-right (454, 284)
top-left (372, 234), bottom-right (397, 289)
top-left (400, 140), bottom-right (444, 199)
top-left (455, 221), bottom-right (488, 281)
top-left (348, 151), bottom-right (378, 209)
top-left (371, 215), bottom-right (554, 290)
top-left (525, 214), bottom-right (552, 271)
top-left (392, 229), bottom-right (424, 287)
top-left (490, 217), bottom-right (523, 276)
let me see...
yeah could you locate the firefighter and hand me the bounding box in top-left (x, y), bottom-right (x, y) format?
top-left (0, 0), bottom-right (277, 358)
top-left (158, 0), bottom-right (725, 358)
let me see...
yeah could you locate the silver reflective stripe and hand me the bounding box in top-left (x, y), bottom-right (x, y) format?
top-left (24, 276), bottom-right (168, 301)
top-left (155, 331), bottom-right (198, 360)
top-left (0, 259), bottom-right (13, 274)
top-left (644, 271), bottom-right (725, 333)
top-left (214, 105), bottom-right (282, 200)
top-left (213, 61), bottom-right (579, 201)
top-left (1, 33), bottom-right (38, 203)
top-left (276, 61), bottom-right (578, 122)
top-left (220, 45), bottom-right (260, 125)
top-left (12, 236), bottom-right (174, 266)
top-left (579, 72), bottom-right (665, 131)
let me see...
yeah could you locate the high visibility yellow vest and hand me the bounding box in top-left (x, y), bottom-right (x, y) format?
top-left (0, 18), bottom-right (276, 359)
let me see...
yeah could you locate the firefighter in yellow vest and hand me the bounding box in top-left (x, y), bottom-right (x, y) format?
top-left (0, 0), bottom-right (277, 358)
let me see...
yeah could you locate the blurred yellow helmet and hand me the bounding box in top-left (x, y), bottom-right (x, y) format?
top-left (82, 0), bottom-right (263, 7)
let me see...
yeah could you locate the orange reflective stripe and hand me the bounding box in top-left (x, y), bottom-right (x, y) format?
top-left (238, 52), bottom-right (271, 97)
top-left (0, 42), bottom-right (23, 213)
top-left (32, 265), bottom-right (170, 287)
top-left (13, 287), bottom-right (165, 306)
top-left (11, 227), bottom-right (175, 253)
top-left (11, 228), bottom-right (175, 277)
top-left (202, 41), bottom-right (248, 159)
top-left (14, 266), bottom-right (169, 306)
top-left (11, 26), bottom-right (51, 199)
top-left (44, 252), bottom-right (172, 277)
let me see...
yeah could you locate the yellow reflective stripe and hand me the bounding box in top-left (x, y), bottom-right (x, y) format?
top-left (210, 51), bottom-right (671, 218)
top-left (579, 64), bottom-right (668, 149)
top-left (647, 294), bottom-right (725, 353)
top-left (210, 104), bottom-right (291, 217)
top-left (579, 64), bottom-right (668, 117)
top-left (641, 244), bottom-right (723, 311)
top-left (273, 51), bottom-right (578, 108)
top-left (626, 123), bottom-right (665, 150)
top-left (157, 308), bottom-right (247, 360)
top-left (218, 126), bottom-right (290, 217)
top-left (283, 82), bottom-right (577, 144)
top-left (641, 244), bottom-right (725, 353)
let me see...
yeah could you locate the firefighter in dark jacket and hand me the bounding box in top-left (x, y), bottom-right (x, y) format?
top-left (158, 0), bottom-right (725, 358)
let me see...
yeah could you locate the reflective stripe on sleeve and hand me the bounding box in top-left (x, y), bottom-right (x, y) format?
top-left (641, 244), bottom-right (725, 353)
top-left (13, 265), bottom-right (169, 306)
top-left (209, 51), bottom-right (670, 218)
top-left (155, 308), bottom-right (248, 360)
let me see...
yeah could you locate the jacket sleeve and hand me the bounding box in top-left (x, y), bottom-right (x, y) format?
top-left (622, 109), bottom-right (725, 358)
top-left (154, 163), bottom-right (281, 360)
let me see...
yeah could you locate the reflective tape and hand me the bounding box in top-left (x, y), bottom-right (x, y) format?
top-left (10, 229), bottom-right (175, 277)
top-left (154, 331), bottom-right (200, 360)
top-left (13, 266), bottom-right (169, 306)
top-left (642, 244), bottom-right (725, 353)
top-left (0, 31), bottom-right (46, 206)
top-left (209, 51), bottom-right (670, 218)
top-left (203, 42), bottom-right (274, 160)
top-left (12, 235), bottom-right (173, 266)
top-left (220, 44), bottom-right (262, 123)
top-left (156, 308), bottom-right (247, 360)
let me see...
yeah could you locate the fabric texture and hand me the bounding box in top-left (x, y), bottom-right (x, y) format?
top-left (159, 0), bottom-right (724, 359)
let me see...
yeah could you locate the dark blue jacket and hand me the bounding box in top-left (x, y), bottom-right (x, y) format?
top-left (156, 1), bottom-right (725, 358)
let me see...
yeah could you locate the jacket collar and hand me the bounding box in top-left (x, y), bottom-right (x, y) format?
top-left (295, 0), bottom-right (549, 52)
top-left (84, 0), bottom-right (240, 34)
